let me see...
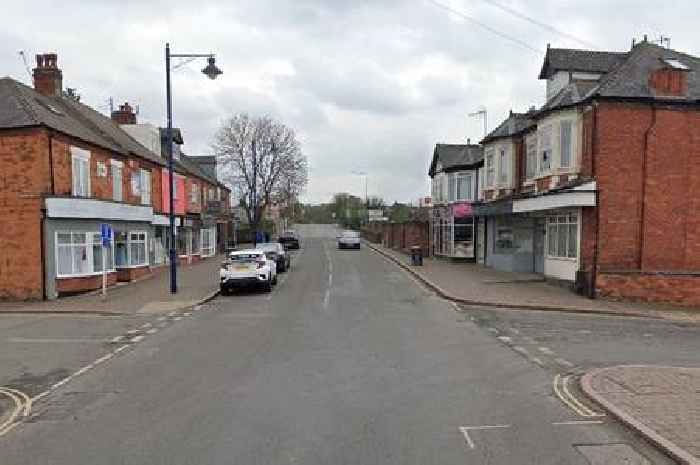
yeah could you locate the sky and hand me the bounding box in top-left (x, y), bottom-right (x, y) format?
top-left (3, 0), bottom-right (699, 204)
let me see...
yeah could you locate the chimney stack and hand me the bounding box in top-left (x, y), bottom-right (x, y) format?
top-left (111, 102), bottom-right (137, 125)
top-left (33, 53), bottom-right (63, 97)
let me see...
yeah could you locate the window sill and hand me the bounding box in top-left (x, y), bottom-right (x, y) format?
top-left (116, 264), bottom-right (149, 269)
top-left (545, 256), bottom-right (577, 262)
top-left (57, 270), bottom-right (116, 279)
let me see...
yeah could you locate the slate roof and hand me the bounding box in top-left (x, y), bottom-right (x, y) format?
top-left (428, 143), bottom-right (483, 176)
top-left (538, 42), bottom-right (700, 114)
top-left (481, 111), bottom-right (536, 144)
top-left (538, 47), bottom-right (628, 79)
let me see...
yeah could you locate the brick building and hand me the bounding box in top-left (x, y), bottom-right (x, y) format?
top-left (0, 53), bottom-right (230, 300)
top-left (473, 39), bottom-right (700, 306)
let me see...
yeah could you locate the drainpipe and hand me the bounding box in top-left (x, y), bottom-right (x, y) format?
top-left (590, 103), bottom-right (600, 299)
top-left (41, 129), bottom-right (55, 300)
top-left (639, 105), bottom-right (657, 270)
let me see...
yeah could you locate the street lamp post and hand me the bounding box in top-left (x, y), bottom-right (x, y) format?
top-left (165, 43), bottom-right (222, 294)
top-left (352, 171), bottom-right (368, 225)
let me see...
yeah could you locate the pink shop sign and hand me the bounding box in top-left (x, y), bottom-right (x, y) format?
top-left (452, 202), bottom-right (473, 218)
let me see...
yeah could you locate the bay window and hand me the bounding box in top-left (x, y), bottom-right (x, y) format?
top-left (485, 149), bottom-right (495, 186)
top-left (560, 121), bottom-right (572, 168)
top-left (114, 231), bottom-right (148, 267)
top-left (56, 231), bottom-right (115, 277)
top-left (71, 147), bottom-right (91, 197)
top-left (448, 173), bottom-right (456, 202)
top-left (456, 173), bottom-right (473, 201)
top-left (539, 125), bottom-right (552, 174)
top-left (526, 136), bottom-right (537, 180)
top-left (546, 213), bottom-right (578, 259)
top-left (498, 148), bottom-right (508, 184)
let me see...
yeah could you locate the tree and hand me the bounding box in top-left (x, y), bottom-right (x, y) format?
top-left (213, 114), bottom-right (308, 239)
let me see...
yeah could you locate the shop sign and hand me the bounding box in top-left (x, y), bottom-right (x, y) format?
top-left (452, 202), bottom-right (473, 218)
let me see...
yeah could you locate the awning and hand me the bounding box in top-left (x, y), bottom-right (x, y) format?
top-left (513, 182), bottom-right (596, 213)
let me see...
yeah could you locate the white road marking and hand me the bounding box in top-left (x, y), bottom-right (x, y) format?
top-left (531, 357), bottom-right (545, 366)
top-left (173, 316), bottom-right (182, 321)
top-left (8, 337), bottom-right (107, 343)
top-left (130, 335), bottom-right (145, 343)
top-left (497, 336), bottom-right (512, 343)
top-left (488, 327), bottom-right (499, 333)
top-left (93, 352), bottom-right (114, 365)
top-left (183, 312), bottom-right (192, 316)
top-left (513, 346), bottom-right (529, 355)
top-left (552, 420), bottom-right (604, 426)
top-left (140, 323), bottom-right (152, 329)
top-left (0, 389), bottom-right (25, 437)
top-left (146, 328), bottom-right (158, 335)
top-left (110, 335), bottom-right (124, 343)
top-left (126, 329), bottom-right (140, 335)
top-left (509, 328), bottom-right (520, 335)
top-left (555, 358), bottom-right (574, 368)
top-left (167, 311), bottom-right (177, 316)
top-left (458, 425), bottom-right (511, 450)
top-left (578, 330), bottom-right (592, 334)
top-left (322, 241), bottom-right (333, 310)
top-left (157, 316), bottom-right (167, 321)
top-left (538, 347), bottom-right (554, 355)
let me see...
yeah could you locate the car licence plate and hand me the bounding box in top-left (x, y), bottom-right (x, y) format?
top-left (234, 264), bottom-right (250, 271)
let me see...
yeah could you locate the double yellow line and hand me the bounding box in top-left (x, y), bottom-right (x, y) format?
top-left (553, 374), bottom-right (604, 418)
top-left (0, 387), bottom-right (32, 437)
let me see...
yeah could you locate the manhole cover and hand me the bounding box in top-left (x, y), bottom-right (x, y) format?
top-left (576, 444), bottom-right (651, 465)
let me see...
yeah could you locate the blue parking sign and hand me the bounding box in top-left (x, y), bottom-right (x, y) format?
top-left (100, 223), bottom-right (112, 247)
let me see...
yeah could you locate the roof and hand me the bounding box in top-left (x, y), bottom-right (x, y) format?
top-left (481, 111), bottom-right (535, 144)
top-left (538, 42), bottom-right (700, 114)
top-left (539, 47), bottom-right (628, 79)
top-left (428, 143), bottom-right (483, 176)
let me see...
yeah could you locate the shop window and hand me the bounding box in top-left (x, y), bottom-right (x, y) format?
top-left (56, 231), bottom-right (114, 277)
top-left (546, 214), bottom-right (578, 259)
top-left (453, 217), bottom-right (474, 258)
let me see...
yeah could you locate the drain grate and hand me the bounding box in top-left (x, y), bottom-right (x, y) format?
top-left (575, 443), bottom-right (651, 465)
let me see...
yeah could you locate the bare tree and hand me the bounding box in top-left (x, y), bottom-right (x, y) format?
top-left (212, 114), bottom-right (308, 238)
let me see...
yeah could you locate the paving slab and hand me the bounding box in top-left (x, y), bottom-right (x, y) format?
top-left (581, 365), bottom-right (700, 465)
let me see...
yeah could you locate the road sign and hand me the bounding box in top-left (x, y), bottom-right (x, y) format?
top-left (99, 224), bottom-right (112, 299)
top-left (100, 223), bottom-right (112, 247)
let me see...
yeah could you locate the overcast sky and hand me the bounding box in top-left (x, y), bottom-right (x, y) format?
top-left (4, 1), bottom-right (698, 204)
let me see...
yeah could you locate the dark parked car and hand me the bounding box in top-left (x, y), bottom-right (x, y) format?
top-left (258, 242), bottom-right (291, 272)
top-left (278, 230), bottom-right (300, 250)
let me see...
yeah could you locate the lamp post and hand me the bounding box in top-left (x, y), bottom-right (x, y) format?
top-left (165, 43), bottom-right (222, 294)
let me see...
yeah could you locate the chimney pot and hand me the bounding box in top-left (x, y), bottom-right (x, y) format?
top-left (33, 52), bottom-right (63, 97)
top-left (111, 101), bottom-right (137, 125)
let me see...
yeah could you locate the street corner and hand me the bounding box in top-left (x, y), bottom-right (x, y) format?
top-left (581, 365), bottom-right (700, 465)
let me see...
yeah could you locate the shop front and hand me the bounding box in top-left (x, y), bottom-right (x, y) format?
top-left (430, 202), bottom-right (476, 260)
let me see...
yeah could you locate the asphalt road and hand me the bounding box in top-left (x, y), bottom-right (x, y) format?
top-left (0, 224), bottom-right (678, 464)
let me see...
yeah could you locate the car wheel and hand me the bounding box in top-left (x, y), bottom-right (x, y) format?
top-left (220, 285), bottom-right (231, 296)
top-left (263, 280), bottom-right (273, 292)
top-left (272, 274), bottom-right (278, 285)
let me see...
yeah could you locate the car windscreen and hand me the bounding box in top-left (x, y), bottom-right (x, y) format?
top-left (342, 231), bottom-right (360, 238)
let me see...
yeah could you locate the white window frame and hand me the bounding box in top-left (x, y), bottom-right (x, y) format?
top-left (55, 231), bottom-right (115, 278)
top-left (140, 169), bottom-right (151, 205)
top-left (545, 213), bottom-right (578, 260)
top-left (539, 125), bottom-right (552, 175)
top-left (71, 147), bottom-right (91, 197)
top-left (201, 227), bottom-right (216, 257)
top-left (525, 136), bottom-right (537, 180)
top-left (111, 159), bottom-right (123, 202)
top-left (498, 147), bottom-right (508, 184)
top-left (485, 149), bottom-right (495, 187)
top-left (455, 172), bottom-right (473, 201)
top-left (448, 173), bottom-right (456, 202)
top-left (128, 231), bottom-right (149, 267)
top-left (559, 120), bottom-right (573, 169)
top-left (190, 183), bottom-right (199, 204)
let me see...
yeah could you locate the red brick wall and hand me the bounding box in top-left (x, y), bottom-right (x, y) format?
top-left (648, 69), bottom-right (688, 97)
top-left (597, 273), bottom-right (700, 306)
top-left (116, 266), bottom-right (151, 282)
top-left (185, 178), bottom-right (202, 213)
top-left (0, 128), bottom-right (50, 299)
top-left (56, 272), bottom-right (117, 295)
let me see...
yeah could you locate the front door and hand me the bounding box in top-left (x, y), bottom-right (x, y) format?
top-left (533, 219), bottom-right (545, 274)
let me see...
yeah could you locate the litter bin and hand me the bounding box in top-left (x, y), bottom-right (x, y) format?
top-left (409, 246), bottom-right (423, 266)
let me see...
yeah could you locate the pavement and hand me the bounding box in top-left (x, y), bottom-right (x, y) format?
top-left (0, 224), bottom-right (676, 464)
top-left (0, 254), bottom-right (226, 315)
top-left (582, 366), bottom-right (700, 465)
top-left (366, 241), bottom-right (700, 323)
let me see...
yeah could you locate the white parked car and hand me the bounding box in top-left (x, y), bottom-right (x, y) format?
top-left (337, 230), bottom-right (361, 249)
top-left (220, 249), bottom-right (277, 294)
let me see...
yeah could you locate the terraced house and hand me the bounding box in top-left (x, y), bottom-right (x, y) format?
top-left (0, 53), bottom-right (231, 300)
top-left (474, 39), bottom-right (700, 306)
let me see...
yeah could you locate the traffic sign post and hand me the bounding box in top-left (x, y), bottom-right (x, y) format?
top-left (100, 224), bottom-right (112, 299)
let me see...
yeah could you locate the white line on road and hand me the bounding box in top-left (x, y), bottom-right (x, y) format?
top-left (458, 425), bottom-right (511, 450)
top-left (497, 336), bottom-right (512, 343)
top-left (552, 420), bottom-right (605, 426)
top-left (531, 357), bottom-right (545, 366)
top-left (126, 329), bottom-right (140, 335)
top-left (555, 358), bottom-right (574, 368)
top-left (110, 335), bottom-right (124, 343)
top-left (538, 347), bottom-right (554, 355)
top-left (140, 323), bottom-right (152, 329)
top-left (513, 346), bottom-right (529, 355)
top-left (130, 335), bottom-right (145, 343)
top-left (157, 316), bottom-right (167, 321)
top-left (173, 316), bottom-right (182, 321)
top-left (183, 312), bottom-right (192, 316)
top-left (146, 328), bottom-right (158, 335)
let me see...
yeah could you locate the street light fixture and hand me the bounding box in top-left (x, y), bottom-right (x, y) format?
top-left (165, 43), bottom-right (222, 294)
